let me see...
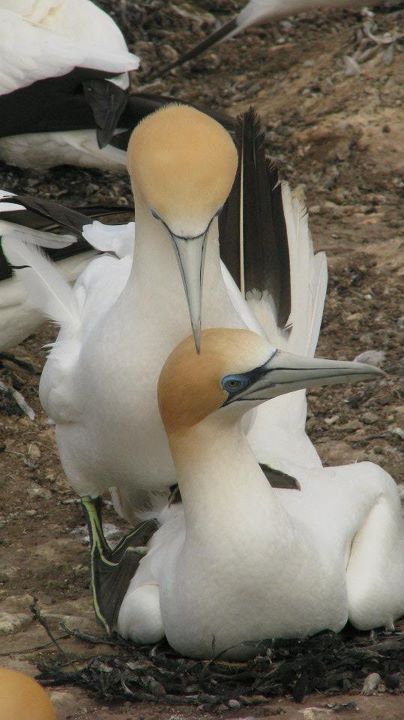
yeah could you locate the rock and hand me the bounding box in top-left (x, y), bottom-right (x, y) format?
top-left (362, 412), bottom-right (379, 425)
top-left (354, 350), bottom-right (386, 367)
top-left (324, 415), bottom-right (339, 426)
top-left (299, 708), bottom-right (330, 719)
top-left (27, 443), bottom-right (41, 460)
top-left (362, 672), bottom-right (382, 695)
top-left (27, 485), bottom-right (51, 501)
top-left (0, 612), bottom-right (31, 634)
top-left (385, 673), bottom-right (401, 690)
top-left (228, 699), bottom-right (241, 709)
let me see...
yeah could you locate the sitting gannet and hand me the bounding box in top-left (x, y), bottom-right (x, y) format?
top-left (155, 0), bottom-right (378, 79)
top-left (117, 329), bottom-right (404, 659)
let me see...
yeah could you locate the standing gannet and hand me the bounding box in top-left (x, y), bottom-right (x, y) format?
top-left (117, 328), bottom-right (404, 659)
top-left (154, 0), bottom-right (378, 79)
top-left (3, 106), bottom-right (329, 509)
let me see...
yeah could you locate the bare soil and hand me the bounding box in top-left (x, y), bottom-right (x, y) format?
top-left (0, 2), bottom-right (403, 719)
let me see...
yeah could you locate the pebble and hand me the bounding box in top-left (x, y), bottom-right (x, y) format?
top-left (27, 443), bottom-right (41, 460)
top-left (354, 350), bottom-right (386, 367)
top-left (385, 672), bottom-right (401, 690)
top-left (0, 612), bottom-right (31, 634)
top-left (300, 708), bottom-right (330, 719)
top-left (362, 412), bottom-right (379, 425)
top-left (362, 671), bottom-right (382, 695)
top-left (228, 699), bottom-right (241, 709)
top-left (27, 485), bottom-right (51, 501)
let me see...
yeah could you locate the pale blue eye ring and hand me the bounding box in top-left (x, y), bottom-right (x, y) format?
top-left (221, 374), bottom-right (250, 393)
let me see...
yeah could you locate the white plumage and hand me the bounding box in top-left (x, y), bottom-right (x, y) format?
top-left (0, 2), bottom-right (136, 95)
top-left (0, 0), bottom-right (139, 169)
top-left (118, 328), bottom-right (404, 657)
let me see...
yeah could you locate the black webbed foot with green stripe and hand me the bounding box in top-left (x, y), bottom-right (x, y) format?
top-left (81, 496), bottom-right (158, 635)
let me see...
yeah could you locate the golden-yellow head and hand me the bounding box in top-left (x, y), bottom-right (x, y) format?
top-left (128, 104), bottom-right (238, 237)
top-left (158, 329), bottom-right (271, 434)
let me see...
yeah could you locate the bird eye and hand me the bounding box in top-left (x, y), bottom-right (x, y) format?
top-left (222, 374), bottom-right (249, 393)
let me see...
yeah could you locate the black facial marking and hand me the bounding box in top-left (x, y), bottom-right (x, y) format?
top-left (221, 351), bottom-right (277, 405)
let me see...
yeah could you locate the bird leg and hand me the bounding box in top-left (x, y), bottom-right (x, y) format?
top-left (81, 496), bottom-right (158, 635)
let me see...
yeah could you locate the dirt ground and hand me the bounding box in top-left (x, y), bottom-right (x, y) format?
top-left (0, 2), bottom-right (403, 719)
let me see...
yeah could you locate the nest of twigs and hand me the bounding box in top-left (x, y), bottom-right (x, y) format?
top-left (37, 625), bottom-right (403, 708)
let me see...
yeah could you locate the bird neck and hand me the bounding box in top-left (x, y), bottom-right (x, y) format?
top-left (168, 414), bottom-right (292, 547)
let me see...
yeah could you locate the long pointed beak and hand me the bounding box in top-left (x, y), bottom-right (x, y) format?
top-left (170, 231), bottom-right (208, 353)
top-left (226, 349), bottom-right (384, 405)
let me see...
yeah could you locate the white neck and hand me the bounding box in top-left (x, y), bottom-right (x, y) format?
top-left (169, 413), bottom-right (293, 551)
top-left (119, 192), bottom-right (240, 345)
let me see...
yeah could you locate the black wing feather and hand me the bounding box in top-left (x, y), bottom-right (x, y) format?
top-left (219, 108), bottom-right (291, 329)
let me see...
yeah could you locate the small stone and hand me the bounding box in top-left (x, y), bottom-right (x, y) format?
top-left (362, 412), bottom-right (379, 425)
top-left (0, 612), bottom-right (31, 634)
top-left (27, 443), bottom-right (41, 460)
top-left (147, 677), bottom-right (166, 697)
top-left (324, 415), bottom-right (339, 426)
top-left (362, 672), bottom-right (382, 695)
top-left (300, 708), bottom-right (330, 719)
top-left (342, 420), bottom-right (362, 431)
top-left (385, 673), bottom-right (401, 690)
top-left (228, 699), bottom-right (241, 709)
top-left (27, 485), bottom-right (51, 500)
top-left (354, 350), bottom-right (385, 367)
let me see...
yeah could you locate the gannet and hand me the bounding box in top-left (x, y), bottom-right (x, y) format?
top-left (0, 1), bottom-right (236, 170)
top-left (117, 328), bottom-right (404, 659)
top-left (0, 0), bottom-right (139, 169)
top-left (2, 106), bottom-right (385, 627)
top-left (154, 0), bottom-right (378, 78)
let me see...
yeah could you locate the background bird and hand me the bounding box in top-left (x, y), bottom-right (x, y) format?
top-left (0, 0), bottom-right (140, 169)
top-left (0, 0), bottom-right (235, 171)
top-left (152, 0), bottom-right (380, 79)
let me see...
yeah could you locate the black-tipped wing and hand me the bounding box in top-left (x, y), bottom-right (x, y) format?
top-left (219, 109), bottom-right (291, 328)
